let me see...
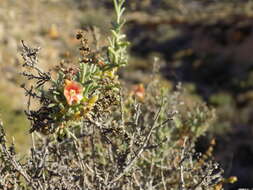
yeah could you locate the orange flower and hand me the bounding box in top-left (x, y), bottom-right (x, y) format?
top-left (64, 80), bottom-right (83, 105)
top-left (132, 84), bottom-right (145, 100)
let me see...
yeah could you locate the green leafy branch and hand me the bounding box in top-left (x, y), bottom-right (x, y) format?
top-left (107, 0), bottom-right (130, 69)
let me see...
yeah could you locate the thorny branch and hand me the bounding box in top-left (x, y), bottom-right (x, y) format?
top-left (179, 137), bottom-right (188, 190)
top-left (0, 123), bottom-right (38, 189)
top-left (20, 40), bottom-right (51, 105)
top-left (108, 105), bottom-right (163, 185)
top-left (20, 40), bottom-right (51, 88)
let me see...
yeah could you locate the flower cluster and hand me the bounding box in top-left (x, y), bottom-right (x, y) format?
top-left (21, 30), bottom-right (123, 136)
top-left (20, 0), bottom-right (129, 138)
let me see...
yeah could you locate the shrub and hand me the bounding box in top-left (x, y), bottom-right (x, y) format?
top-left (0, 0), bottom-right (228, 189)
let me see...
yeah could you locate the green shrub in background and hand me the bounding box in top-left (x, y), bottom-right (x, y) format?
top-left (0, 0), bottom-right (237, 189)
top-left (0, 92), bottom-right (30, 153)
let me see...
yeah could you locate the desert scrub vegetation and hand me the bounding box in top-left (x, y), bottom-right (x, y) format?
top-left (0, 0), bottom-right (237, 189)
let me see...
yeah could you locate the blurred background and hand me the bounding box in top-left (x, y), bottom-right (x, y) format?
top-left (0, 0), bottom-right (253, 189)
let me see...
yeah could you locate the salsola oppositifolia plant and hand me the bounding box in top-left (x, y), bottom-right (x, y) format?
top-left (0, 0), bottom-right (236, 189)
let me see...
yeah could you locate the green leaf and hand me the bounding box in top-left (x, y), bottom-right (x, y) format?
top-left (48, 103), bottom-right (56, 108)
top-left (173, 116), bottom-right (182, 128)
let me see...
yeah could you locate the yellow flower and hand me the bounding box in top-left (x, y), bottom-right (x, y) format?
top-left (104, 68), bottom-right (117, 79)
top-left (87, 95), bottom-right (99, 108)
